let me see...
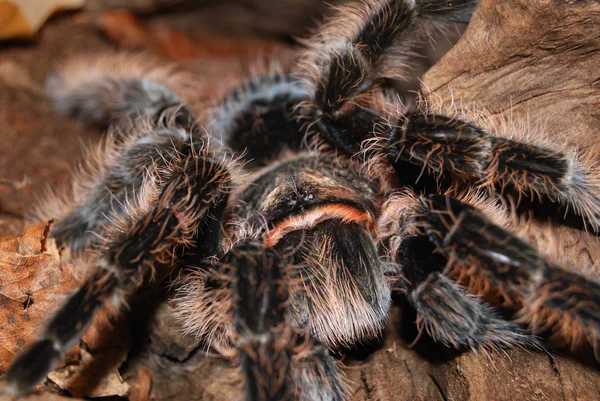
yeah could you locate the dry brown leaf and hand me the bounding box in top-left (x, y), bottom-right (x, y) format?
top-left (0, 222), bottom-right (133, 399)
top-left (0, 0), bottom-right (85, 40)
top-left (0, 221), bottom-right (77, 374)
top-left (48, 347), bottom-right (130, 398)
top-left (44, 307), bottom-right (132, 398)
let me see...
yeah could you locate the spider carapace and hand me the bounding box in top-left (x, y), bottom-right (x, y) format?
top-left (5, 0), bottom-right (600, 400)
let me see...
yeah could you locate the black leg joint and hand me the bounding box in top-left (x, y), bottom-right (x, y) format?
top-left (396, 235), bottom-right (446, 293)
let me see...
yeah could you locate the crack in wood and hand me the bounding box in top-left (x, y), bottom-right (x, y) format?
top-left (428, 373), bottom-right (449, 401)
top-left (548, 354), bottom-right (567, 401)
top-left (360, 368), bottom-right (374, 401)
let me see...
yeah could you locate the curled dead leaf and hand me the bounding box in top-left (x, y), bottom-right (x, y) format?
top-left (47, 347), bottom-right (130, 398)
top-left (0, 222), bottom-right (133, 399)
top-left (45, 307), bottom-right (132, 398)
top-left (0, 221), bottom-right (77, 374)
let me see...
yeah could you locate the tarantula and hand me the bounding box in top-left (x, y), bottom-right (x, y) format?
top-left (5, 0), bottom-right (600, 399)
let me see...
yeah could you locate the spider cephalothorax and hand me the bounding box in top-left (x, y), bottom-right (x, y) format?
top-left (5, 0), bottom-right (600, 400)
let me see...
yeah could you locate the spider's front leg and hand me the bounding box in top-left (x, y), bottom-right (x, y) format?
top-left (379, 190), bottom-right (600, 356)
top-left (39, 55), bottom-right (210, 254)
top-left (5, 150), bottom-right (231, 396)
top-left (226, 242), bottom-right (346, 401)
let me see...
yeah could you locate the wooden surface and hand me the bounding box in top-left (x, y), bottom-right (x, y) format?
top-left (1, 0), bottom-right (600, 400)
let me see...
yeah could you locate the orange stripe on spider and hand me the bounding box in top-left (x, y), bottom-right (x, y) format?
top-left (264, 203), bottom-right (374, 247)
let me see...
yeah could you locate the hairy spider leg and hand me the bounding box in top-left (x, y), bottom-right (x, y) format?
top-left (51, 61), bottom-right (314, 170)
top-left (395, 236), bottom-right (535, 350)
top-left (296, 0), bottom-right (600, 232)
top-left (5, 153), bottom-right (231, 396)
top-left (228, 242), bottom-right (346, 401)
top-left (42, 58), bottom-right (205, 253)
top-left (382, 112), bottom-right (600, 232)
top-left (46, 53), bottom-right (199, 130)
top-left (49, 125), bottom-right (193, 253)
top-left (209, 74), bottom-right (311, 168)
top-left (405, 194), bottom-right (600, 358)
top-left (3, 268), bottom-right (118, 396)
top-left (298, 0), bottom-right (480, 154)
top-left (194, 241), bottom-right (347, 401)
top-left (228, 243), bottom-right (295, 400)
top-left (51, 74), bottom-right (198, 131)
top-left (291, 341), bottom-right (347, 401)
